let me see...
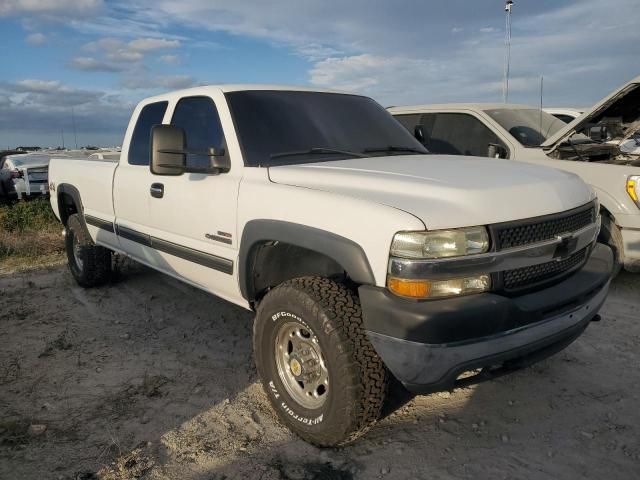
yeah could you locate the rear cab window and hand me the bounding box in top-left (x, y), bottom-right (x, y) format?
top-left (128, 101), bottom-right (168, 166)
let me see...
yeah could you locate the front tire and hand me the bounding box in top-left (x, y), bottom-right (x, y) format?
top-left (65, 214), bottom-right (112, 287)
top-left (254, 277), bottom-right (387, 447)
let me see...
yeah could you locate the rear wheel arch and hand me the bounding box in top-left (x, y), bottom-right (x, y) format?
top-left (57, 184), bottom-right (84, 227)
top-left (239, 220), bottom-right (376, 304)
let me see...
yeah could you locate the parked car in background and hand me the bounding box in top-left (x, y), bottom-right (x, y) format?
top-left (0, 152), bottom-right (50, 200)
top-left (88, 151), bottom-right (121, 162)
top-left (389, 75), bottom-right (640, 274)
top-left (544, 108), bottom-right (584, 124)
top-left (49, 85), bottom-right (611, 446)
top-left (545, 107), bottom-right (640, 156)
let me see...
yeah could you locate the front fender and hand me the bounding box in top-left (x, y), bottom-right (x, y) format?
top-left (239, 220), bottom-right (375, 301)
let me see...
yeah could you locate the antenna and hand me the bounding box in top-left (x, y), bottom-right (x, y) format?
top-left (71, 106), bottom-right (78, 149)
top-left (539, 75), bottom-right (544, 135)
top-left (503, 0), bottom-right (514, 103)
top-left (61, 127), bottom-right (65, 149)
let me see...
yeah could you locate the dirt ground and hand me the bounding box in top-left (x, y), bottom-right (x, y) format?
top-left (1, 262), bottom-right (639, 480)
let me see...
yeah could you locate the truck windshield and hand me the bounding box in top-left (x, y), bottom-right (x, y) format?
top-left (226, 90), bottom-right (428, 166)
top-left (484, 108), bottom-right (566, 147)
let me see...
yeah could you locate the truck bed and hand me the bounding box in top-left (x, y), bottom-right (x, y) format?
top-left (49, 156), bottom-right (118, 224)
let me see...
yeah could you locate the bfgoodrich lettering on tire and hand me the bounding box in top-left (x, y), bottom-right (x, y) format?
top-left (65, 214), bottom-right (112, 288)
top-left (253, 276), bottom-right (387, 446)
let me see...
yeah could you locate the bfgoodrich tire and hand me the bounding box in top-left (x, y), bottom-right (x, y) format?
top-left (254, 276), bottom-right (387, 447)
top-left (65, 214), bottom-right (112, 287)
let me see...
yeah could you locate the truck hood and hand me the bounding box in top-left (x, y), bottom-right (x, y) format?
top-left (542, 75), bottom-right (640, 148)
top-left (268, 155), bottom-right (594, 230)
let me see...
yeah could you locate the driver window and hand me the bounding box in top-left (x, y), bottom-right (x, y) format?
top-left (171, 96), bottom-right (227, 169)
top-left (421, 113), bottom-right (508, 158)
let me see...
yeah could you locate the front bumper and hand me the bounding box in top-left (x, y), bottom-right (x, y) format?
top-left (620, 227), bottom-right (640, 272)
top-left (359, 243), bottom-right (613, 393)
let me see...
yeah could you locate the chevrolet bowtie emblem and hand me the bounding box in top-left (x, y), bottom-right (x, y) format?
top-left (554, 233), bottom-right (578, 261)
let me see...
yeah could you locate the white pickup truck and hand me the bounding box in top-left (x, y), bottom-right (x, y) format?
top-left (389, 75), bottom-right (640, 274)
top-left (49, 85), bottom-right (612, 446)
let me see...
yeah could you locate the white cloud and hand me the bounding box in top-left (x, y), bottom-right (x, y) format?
top-left (119, 0), bottom-right (640, 107)
top-left (128, 38), bottom-right (180, 52)
top-left (79, 36), bottom-right (179, 68)
top-left (81, 38), bottom-right (142, 66)
top-left (25, 32), bottom-right (46, 45)
top-left (13, 79), bottom-right (61, 92)
top-left (70, 57), bottom-right (123, 72)
top-left (160, 54), bottom-right (180, 65)
top-left (295, 43), bottom-right (343, 61)
top-left (122, 74), bottom-right (195, 90)
top-left (106, 50), bottom-right (144, 63)
top-left (0, 78), bottom-right (131, 146)
top-left (0, 0), bottom-right (102, 17)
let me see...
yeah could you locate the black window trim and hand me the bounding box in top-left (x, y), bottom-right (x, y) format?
top-left (169, 95), bottom-right (230, 172)
top-left (396, 110), bottom-right (511, 160)
top-left (128, 100), bottom-right (169, 167)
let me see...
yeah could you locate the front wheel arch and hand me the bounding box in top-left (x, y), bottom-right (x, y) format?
top-left (239, 220), bottom-right (376, 303)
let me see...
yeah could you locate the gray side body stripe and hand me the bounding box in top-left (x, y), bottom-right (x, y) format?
top-left (86, 218), bottom-right (233, 275)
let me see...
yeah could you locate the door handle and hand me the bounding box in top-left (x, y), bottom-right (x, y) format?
top-left (150, 183), bottom-right (164, 198)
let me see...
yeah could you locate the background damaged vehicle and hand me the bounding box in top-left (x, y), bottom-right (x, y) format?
top-left (389, 75), bottom-right (640, 274)
top-left (49, 85), bottom-right (611, 446)
top-left (0, 151), bottom-right (50, 201)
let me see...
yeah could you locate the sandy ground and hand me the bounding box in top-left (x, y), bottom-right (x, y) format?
top-left (1, 262), bottom-right (639, 480)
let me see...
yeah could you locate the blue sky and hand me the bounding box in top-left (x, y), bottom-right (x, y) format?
top-left (1, 0), bottom-right (639, 147)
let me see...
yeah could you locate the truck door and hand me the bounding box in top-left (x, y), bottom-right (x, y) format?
top-left (146, 94), bottom-right (242, 302)
top-left (113, 100), bottom-right (169, 262)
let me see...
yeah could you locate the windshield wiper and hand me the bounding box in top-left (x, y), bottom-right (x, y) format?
top-left (362, 145), bottom-right (427, 155)
top-left (270, 147), bottom-right (365, 160)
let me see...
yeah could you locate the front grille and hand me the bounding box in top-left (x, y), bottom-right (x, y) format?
top-left (494, 204), bottom-right (595, 250)
top-left (503, 248), bottom-right (588, 291)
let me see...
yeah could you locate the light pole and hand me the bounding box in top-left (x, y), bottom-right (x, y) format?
top-left (503, 0), bottom-right (514, 103)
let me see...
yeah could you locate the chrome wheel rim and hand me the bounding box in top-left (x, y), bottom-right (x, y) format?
top-left (275, 321), bottom-right (329, 409)
top-left (72, 234), bottom-right (83, 270)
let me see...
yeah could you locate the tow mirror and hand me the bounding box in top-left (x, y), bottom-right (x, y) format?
top-left (151, 124), bottom-right (186, 176)
top-left (151, 125), bottom-right (231, 175)
top-left (488, 143), bottom-right (507, 159)
top-left (414, 124), bottom-right (426, 144)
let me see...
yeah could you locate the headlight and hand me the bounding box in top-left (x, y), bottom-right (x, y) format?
top-left (390, 226), bottom-right (490, 259)
top-left (388, 275), bottom-right (491, 300)
top-left (627, 175), bottom-right (640, 208)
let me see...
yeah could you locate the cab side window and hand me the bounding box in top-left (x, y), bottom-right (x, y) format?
top-left (128, 101), bottom-right (168, 166)
top-left (171, 96), bottom-right (227, 169)
top-left (421, 113), bottom-right (507, 158)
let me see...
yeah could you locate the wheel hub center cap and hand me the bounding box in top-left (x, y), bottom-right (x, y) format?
top-left (289, 358), bottom-right (303, 377)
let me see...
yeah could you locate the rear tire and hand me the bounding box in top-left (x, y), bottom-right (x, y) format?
top-left (254, 276), bottom-right (387, 447)
top-left (65, 214), bottom-right (112, 287)
top-left (599, 214), bottom-right (623, 277)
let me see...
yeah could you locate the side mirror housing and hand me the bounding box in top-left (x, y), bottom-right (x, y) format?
top-left (209, 148), bottom-right (231, 173)
top-left (151, 125), bottom-right (186, 176)
top-left (589, 125), bottom-right (608, 142)
top-left (150, 125), bottom-right (231, 175)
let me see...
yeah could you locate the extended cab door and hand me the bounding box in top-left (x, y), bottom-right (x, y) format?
top-left (145, 94), bottom-right (242, 303)
top-left (113, 100), bottom-right (169, 262)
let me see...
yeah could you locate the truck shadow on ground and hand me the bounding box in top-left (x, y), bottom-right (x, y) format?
top-left (1, 266), bottom-right (638, 479)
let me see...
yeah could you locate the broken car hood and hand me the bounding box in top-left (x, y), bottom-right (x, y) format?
top-left (268, 155), bottom-right (594, 230)
top-left (542, 75), bottom-right (640, 148)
